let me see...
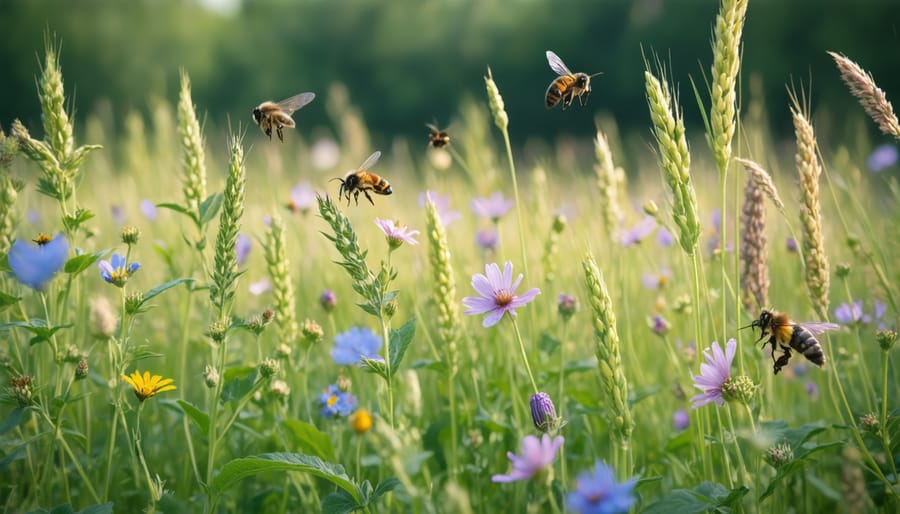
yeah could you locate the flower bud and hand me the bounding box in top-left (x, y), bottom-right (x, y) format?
top-left (876, 329), bottom-right (897, 351)
top-left (302, 319), bottom-right (324, 345)
top-left (75, 359), bottom-right (89, 380)
top-left (124, 290), bottom-right (144, 315)
top-left (350, 408), bottom-right (373, 434)
top-left (551, 214), bottom-right (567, 234)
top-left (835, 262), bottom-right (851, 278)
top-left (860, 412), bottom-right (880, 435)
top-left (722, 375), bottom-right (757, 405)
top-left (558, 293), bottom-right (578, 321)
top-left (337, 375), bottom-right (352, 392)
top-left (269, 379), bottom-right (291, 400)
top-left (203, 365), bottom-right (219, 388)
top-left (259, 357), bottom-right (280, 378)
top-left (9, 375), bottom-right (34, 407)
top-left (121, 225), bottom-right (141, 246)
top-left (765, 443), bottom-right (794, 469)
top-left (319, 289), bottom-right (337, 312)
top-left (642, 200), bottom-right (659, 217)
top-left (275, 343), bottom-right (292, 360)
top-left (530, 392), bottom-right (560, 433)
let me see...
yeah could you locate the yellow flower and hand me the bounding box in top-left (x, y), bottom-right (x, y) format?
top-left (122, 371), bottom-right (176, 401)
top-left (350, 409), bottom-right (373, 434)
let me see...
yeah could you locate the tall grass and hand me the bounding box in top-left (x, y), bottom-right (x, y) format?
top-left (1, 14), bottom-right (898, 514)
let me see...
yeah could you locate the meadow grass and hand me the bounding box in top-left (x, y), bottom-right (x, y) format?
top-left (1, 8), bottom-right (899, 513)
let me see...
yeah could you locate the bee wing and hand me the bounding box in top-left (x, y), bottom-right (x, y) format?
top-left (358, 150), bottom-right (381, 170)
top-left (276, 92), bottom-right (316, 115)
top-left (799, 321), bottom-right (841, 336)
top-left (546, 50), bottom-right (572, 76)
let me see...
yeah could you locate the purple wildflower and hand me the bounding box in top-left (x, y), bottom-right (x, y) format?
top-left (834, 300), bottom-right (867, 325)
top-left (619, 217), bottom-right (656, 247)
top-left (471, 192), bottom-right (514, 221)
top-left (805, 381), bottom-right (819, 401)
top-left (642, 268), bottom-right (672, 289)
top-left (235, 234), bottom-right (252, 267)
top-left (288, 181), bottom-right (316, 214)
top-left (331, 326), bottom-right (383, 366)
top-left (673, 409), bottom-right (690, 431)
top-left (8, 234), bottom-right (69, 291)
top-left (690, 339), bottom-right (736, 408)
top-left (650, 315), bottom-right (670, 336)
top-left (462, 261), bottom-right (540, 327)
top-left (868, 144), bottom-right (898, 172)
top-left (419, 191), bottom-right (461, 226)
top-left (558, 293), bottom-right (578, 321)
top-left (319, 289), bottom-right (337, 312)
top-left (656, 227), bottom-right (675, 247)
top-left (98, 253), bottom-right (141, 288)
top-left (476, 228), bottom-right (499, 251)
top-left (530, 392), bottom-right (559, 433)
top-left (491, 434), bottom-right (564, 483)
top-left (786, 237), bottom-right (798, 253)
top-left (566, 460), bottom-right (637, 514)
top-left (140, 199), bottom-right (158, 221)
top-left (318, 384), bottom-right (357, 418)
top-left (111, 205), bottom-right (126, 226)
top-left (375, 218), bottom-right (419, 248)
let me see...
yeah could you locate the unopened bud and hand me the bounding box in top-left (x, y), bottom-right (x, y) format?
top-left (259, 357), bottom-right (280, 378)
top-left (121, 226), bottom-right (141, 246)
top-left (203, 365), bottom-right (219, 388)
top-left (75, 359), bottom-right (89, 380)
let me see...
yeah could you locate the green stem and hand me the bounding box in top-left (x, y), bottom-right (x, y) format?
top-left (499, 124), bottom-right (528, 277)
top-left (881, 351), bottom-right (900, 490)
top-left (510, 316), bottom-right (539, 394)
top-left (448, 368), bottom-right (458, 480)
top-left (690, 252), bottom-right (712, 480)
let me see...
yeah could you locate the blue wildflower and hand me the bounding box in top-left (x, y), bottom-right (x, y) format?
top-left (98, 252), bottom-right (140, 288)
top-left (8, 234), bottom-right (69, 291)
top-left (331, 326), bottom-right (383, 366)
top-left (235, 234), bottom-right (252, 267)
top-left (868, 144), bottom-right (898, 172)
top-left (566, 460), bottom-right (637, 514)
top-left (318, 384), bottom-right (357, 418)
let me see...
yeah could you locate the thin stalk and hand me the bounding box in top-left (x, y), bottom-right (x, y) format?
top-left (881, 351), bottom-right (900, 489)
top-left (690, 252), bottom-right (712, 480)
top-left (510, 316), bottom-right (539, 394)
top-left (499, 126), bottom-right (529, 277)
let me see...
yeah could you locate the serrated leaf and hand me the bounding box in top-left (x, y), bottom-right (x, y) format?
top-left (64, 250), bottom-right (108, 275)
top-left (220, 366), bottom-right (258, 405)
top-left (321, 491), bottom-right (359, 514)
top-left (0, 290), bottom-right (21, 312)
top-left (388, 316), bottom-right (416, 376)
top-left (199, 193), bottom-right (224, 226)
top-left (140, 277), bottom-right (194, 306)
top-left (177, 400), bottom-right (209, 435)
top-left (283, 418), bottom-right (336, 461)
top-left (210, 453), bottom-right (360, 503)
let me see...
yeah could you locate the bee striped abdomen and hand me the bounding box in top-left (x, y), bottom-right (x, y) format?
top-left (790, 326), bottom-right (826, 367)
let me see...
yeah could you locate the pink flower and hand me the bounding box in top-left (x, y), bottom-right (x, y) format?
top-left (471, 192), bottom-right (514, 221)
top-left (374, 218), bottom-right (419, 247)
top-left (492, 434), bottom-right (564, 483)
top-left (462, 261), bottom-right (540, 327)
top-left (690, 339), bottom-right (736, 408)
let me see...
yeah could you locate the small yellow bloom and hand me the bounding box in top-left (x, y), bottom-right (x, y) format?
top-left (350, 409), bottom-right (373, 434)
top-left (122, 370), bottom-right (176, 401)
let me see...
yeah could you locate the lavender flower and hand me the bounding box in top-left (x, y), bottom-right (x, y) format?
top-left (471, 192), bottom-right (514, 222)
top-left (375, 218), bottom-right (419, 248)
top-left (419, 191), bottom-right (461, 226)
top-left (98, 253), bottom-right (140, 288)
top-left (288, 181), bottom-right (316, 214)
top-left (868, 144), bottom-right (898, 172)
top-left (805, 380), bottom-right (819, 401)
top-left (690, 339), bottom-right (736, 408)
top-left (462, 261), bottom-right (540, 327)
top-left (248, 278), bottom-right (272, 296)
top-left (476, 228), bottom-right (499, 251)
top-left (8, 234), bottom-right (69, 291)
top-left (650, 315), bottom-right (670, 336)
top-left (140, 199), bottom-right (158, 221)
top-left (530, 392), bottom-right (560, 433)
top-left (786, 237), bottom-right (798, 253)
top-left (619, 217), bottom-right (656, 247)
top-left (566, 460), bottom-right (637, 514)
top-left (673, 409), bottom-right (689, 431)
top-left (319, 289), bottom-right (337, 312)
top-left (834, 300), bottom-right (868, 325)
top-left (558, 293), bottom-right (578, 321)
top-left (491, 434), bottom-right (564, 483)
top-left (235, 233), bottom-right (252, 267)
top-left (641, 268), bottom-right (672, 289)
top-left (656, 227), bottom-right (675, 247)
top-left (331, 326), bottom-right (383, 365)
top-left (319, 384), bottom-right (357, 418)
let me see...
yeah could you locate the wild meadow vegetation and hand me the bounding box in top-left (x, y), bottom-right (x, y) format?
top-left (1, 1), bottom-right (899, 513)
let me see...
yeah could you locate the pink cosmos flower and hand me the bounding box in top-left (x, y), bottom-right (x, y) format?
top-left (491, 434), bottom-right (564, 483)
top-left (375, 218), bottom-right (420, 247)
top-left (462, 261), bottom-right (540, 327)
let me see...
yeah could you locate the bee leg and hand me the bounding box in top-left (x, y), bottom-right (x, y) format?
top-left (353, 191), bottom-right (360, 206)
top-left (265, 126), bottom-right (273, 139)
top-left (364, 190), bottom-right (375, 206)
top-left (276, 125), bottom-right (284, 143)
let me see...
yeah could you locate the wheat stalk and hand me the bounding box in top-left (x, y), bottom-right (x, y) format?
top-left (828, 51), bottom-right (900, 139)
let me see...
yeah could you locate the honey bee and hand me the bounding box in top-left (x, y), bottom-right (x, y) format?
top-left (251, 92), bottom-right (315, 142)
top-left (332, 151), bottom-right (392, 206)
top-left (544, 50), bottom-right (602, 110)
top-left (746, 310), bottom-right (840, 374)
top-left (426, 123), bottom-right (450, 149)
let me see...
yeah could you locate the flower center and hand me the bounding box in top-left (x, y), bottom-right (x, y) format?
top-left (494, 290), bottom-right (514, 307)
top-left (327, 394), bottom-right (339, 407)
top-left (587, 491), bottom-right (606, 503)
top-left (33, 233), bottom-right (52, 245)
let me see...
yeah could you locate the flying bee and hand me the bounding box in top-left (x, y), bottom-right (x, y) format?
top-left (426, 123), bottom-right (450, 149)
top-left (745, 310), bottom-right (840, 374)
top-left (251, 92), bottom-right (316, 142)
top-left (332, 151), bottom-right (392, 206)
top-left (544, 50), bottom-right (602, 110)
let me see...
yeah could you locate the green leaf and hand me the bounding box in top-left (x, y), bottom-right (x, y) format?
top-left (642, 489), bottom-right (712, 514)
top-left (64, 250), bottom-right (108, 276)
top-left (0, 407), bottom-right (25, 435)
top-left (537, 331), bottom-right (561, 355)
top-left (220, 366), bottom-right (258, 405)
top-left (0, 320), bottom-right (74, 346)
top-left (199, 193), bottom-right (224, 226)
top-left (140, 277), bottom-right (194, 306)
top-left (157, 203), bottom-right (199, 226)
top-left (177, 400), bottom-right (209, 435)
top-left (321, 491), bottom-right (359, 514)
top-left (360, 358), bottom-right (387, 380)
top-left (283, 419), bottom-right (336, 461)
top-left (62, 208), bottom-right (95, 233)
top-left (388, 316), bottom-right (416, 377)
top-left (0, 290), bottom-right (21, 312)
top-left (211, 453), bottom-right (360, 504)
top-left (371, 477), bottom-right (401, 501)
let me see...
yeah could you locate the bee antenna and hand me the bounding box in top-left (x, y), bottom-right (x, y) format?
top-left (328, 177), bottom-right (343, 184)
top-left (590, 72), bottom-right (604, 78)
top-left (738, 322), bottom-right (756, 330)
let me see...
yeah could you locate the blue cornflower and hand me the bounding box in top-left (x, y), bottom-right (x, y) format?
top-left (318, 384), bottom-right (357, 418)
top-left (566, 460), bottom-right (637, 514)
top-left (331, 326), bottom-right (383, 366)
top-left (98, 253), bottom-right (140, 288)
top-left (8, 234), bottom-right (69, 291)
